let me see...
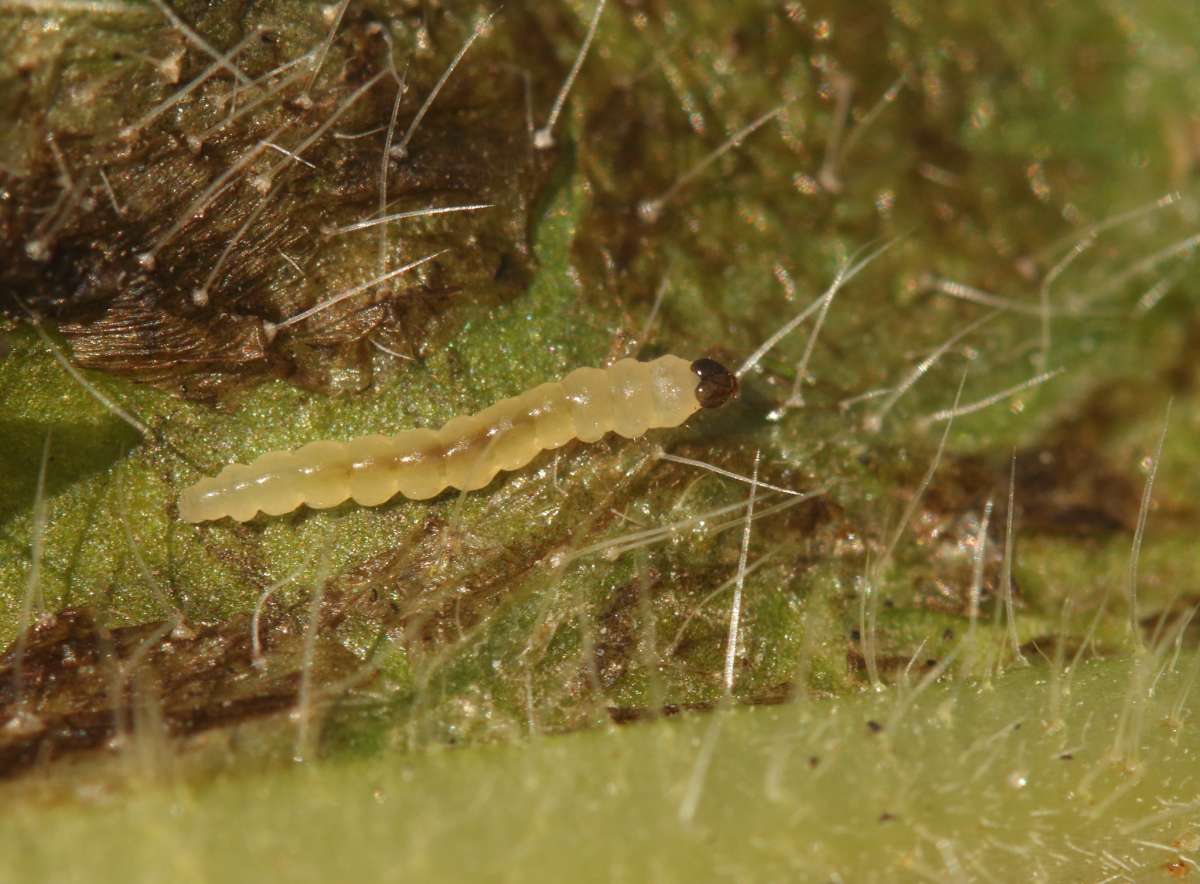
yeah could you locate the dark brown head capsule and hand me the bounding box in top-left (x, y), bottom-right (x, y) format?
top-left (691, 358), bottom-right (739, 409)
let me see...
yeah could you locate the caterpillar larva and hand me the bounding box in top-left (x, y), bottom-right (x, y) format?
top-left (178, 355), bottom-right (738, 523)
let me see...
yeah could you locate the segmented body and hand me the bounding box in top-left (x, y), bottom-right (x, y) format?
top-left (177, 355), bottom-right (737, 523)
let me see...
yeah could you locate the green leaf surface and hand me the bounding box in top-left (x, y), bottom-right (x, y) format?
top-left (1, 0), bottom-right (1199, 878)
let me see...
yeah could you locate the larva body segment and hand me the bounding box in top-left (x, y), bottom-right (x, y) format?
top-left (178, 354), bottom-right (737, 523)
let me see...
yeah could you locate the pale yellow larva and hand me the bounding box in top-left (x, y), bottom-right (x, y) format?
top-left (177, 355), bottom-right (738, 523)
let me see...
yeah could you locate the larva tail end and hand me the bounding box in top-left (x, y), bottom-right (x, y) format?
top-left (177, 485), bottom-right (210, 524)
top-left (177, 476), bottom-right (229, 524)
top-left (691, 358), bottom-right (738, 409)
